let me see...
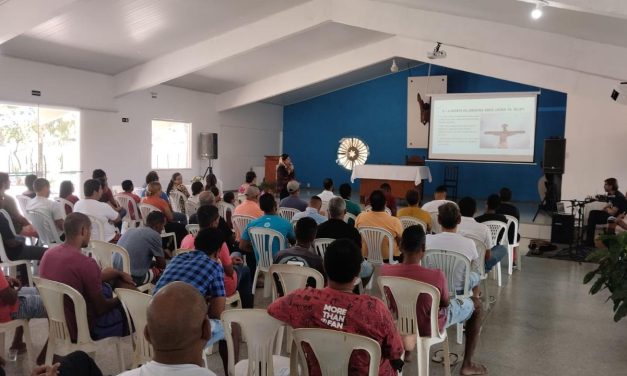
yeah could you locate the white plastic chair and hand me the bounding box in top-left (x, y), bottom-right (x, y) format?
top-left (116, 288), bottom-right (153, 368)
top-left (114, 194), bottom-right (141, 225)
top-left (218, 201), bottom-right (236, 221)
top-left (33, 277), bottom-right (125, 372)
top-left (423, 249), bottom-right (472, 345)
top-left (463, 233), bottom-right (490, 310)
top-left (290, 328), bottom-right (382, 376)
top-left (343, 212), bottom-right (356, 224)
top-left (365, 205), bottom-right (392, 215)
top-left (55, 197), bottom-right (74, 213)
top-left (0, 319), bottom-right (35, 371)
top-left (86, 240), bottom-right (153, 292)
top-left (168, 190), bottom-right (186, 213)
top-left (399, 216), bottom-right (427, 232)
top-left (26, 209), bottom-right (62, 247)
top-left (278, 207), bottom-right (300, 221)
top-left (429, 212), bottom-right (441, 234)
top-left (358, 226), bottom-right (397, 290)
top-left (313, 238), bottom-right (334, 258)
top-left (15, 195), bottom-right (31, 216)
top-left (0, 235), bottom-right (33, 286)
top-left (483, 220), bottom-right (508, 285)
top-left (237, 193), bottom-right (247, 205)
top-left (184, 200), bottom-right (199, 220)
top-left (0, 209), bottom-right (17, 236)
top-left (504, 215), bottom-right (521, 273)
top-left (84, 214), bottom-right (106, 242)
top-left (222, 309), bottom-right (290, 376)
top-left (248, 227), bottom-right (286, 297)
top-left (232, 215), bottom-right (255, 240)
top-left (138, 203), bottom-right (160, 225)
top-left (378, 276), bottom-right (451, 376)
top-left (185, 224), bottom-right (200, 236)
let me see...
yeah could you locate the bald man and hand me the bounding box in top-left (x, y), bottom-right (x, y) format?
top-left (118, 281), bottom-right (217, 376)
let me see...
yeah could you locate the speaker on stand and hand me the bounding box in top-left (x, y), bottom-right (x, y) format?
top-left (199, 132), bottom-right (218, 179)
top-left (533, 138), bottom-right (566, 222)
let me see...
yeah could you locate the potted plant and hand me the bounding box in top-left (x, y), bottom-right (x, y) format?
top-left (584, 232), bottom-right (627, 322)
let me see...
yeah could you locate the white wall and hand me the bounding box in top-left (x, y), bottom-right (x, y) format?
top-left (0, 55), bottom-right (282, 193)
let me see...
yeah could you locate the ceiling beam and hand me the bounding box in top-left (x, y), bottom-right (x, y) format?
top-left (113, 0), bottom-right (332, 97)
top-left (0, 0), bottom-right (84, 45)
top-left (514, 0), bottom-right (627, 20)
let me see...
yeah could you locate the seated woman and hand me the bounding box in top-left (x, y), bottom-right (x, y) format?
top-left (141, 182), bottom-right (188, 249)
top-left (59, 180), bottom-right (79, 215)
top-left (165, 172), bottom-right (190, 215)
top-left (0, 172), bottom-right (37, 238)
top-left (222, 192), bottom-right (236, 229)
top-left (188, 181), bottom-right (204, 205)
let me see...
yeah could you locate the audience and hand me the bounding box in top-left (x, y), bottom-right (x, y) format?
top-left (274, 217), bottom-right (325, 278)
top-left (40, 213), bottom-right (136, 342)
top-left (118, 282), bottom-right (218, 376)
top-left (396, 189), bottom-right (432, 232)
top-left (143, 171), bottom-right (170, 202)
top-left (475, 194), bottom-right (508, 245)
top-left (0, 209), bottom-right (46, 285)
top-left (238, 171), bottom-right (256, 194)
top-left (426, 202), bottom-right (481, 297)
top-left (276, 153), bottom-right (294, 200)
top-left (141, 181), bottom-right (187, 246)
top-left (74, 179), bottom-right (121, 243)
top-left (59, 180), bottom-right (79, 215)
top-left (380, 183), bottom-right (398, 216)
top-left (232, 186), bottom-right (263, 220)
top-left (22, 174), bottom-right (37, 198)
top-left (165, 172), bottom-right (190, 215)
top-left (26, 178), bottom-right (66, 237)
top-left (355, 190), bottom-right (403, 260)
top-left (496, 187), bottom-right (521, 248)
top-left (317, 178), bottom-right (336, 203)
top-left (92, 169), bottom-right (126, 221)
top-left (28, 351), bottom-right (103, 376)
top-left (118, 180), bottom-right (141, 220)
top-left (188, 181), bottom-right (204, 205)
top-left (188, 191), bottom-right (236, 252)
top-left (279, 180), bottom-right (307, 211)
top-left (458, 197), bottom-right (507, 272)
top-left (268, 239), bottom-right (404, 375)
top-left (205, 173), bottom-right (219, 194)
top-left (421, 185), bottom-right (453, 213)
top-left (209, 186), bottom-right (221, 202)
top-left (0, 172), bottom-right (37, 237)
top-left (339, 183), bottom-right (361, 220)
top-left (291, 195), bottom-right (327, 225)
top-left (381, 225), bottom-right (486, 375)
top-left (586, 177), bottom-right (627, 246)
top-left (116, 211), bottom-right (167, 286)
top-left (181, 206), bottom-right (252, 309)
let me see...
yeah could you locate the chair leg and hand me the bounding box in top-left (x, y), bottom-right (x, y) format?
top-left (496, 262), bottom-right (502, 287)
top-left (45, 339), bottom-right (55, 366)
top-left (442, 338), bottom-right (451, 376)
top-left (507, 246), bottom-right (514, 275)
top-left (456, 322), bottom-right (463, 345)
top-left (274, 325), bottom-right (285, 355)
top-left (417, 340), bottom-right (430, 376)
top-left (517, 247), bottom-right (522, 272)
top-left (22, 321), bottom-right (35, 371)
top-left (117, 341), bottom-right (125, 373)
top-left (251, 268), bottom-right (259, 295)
top-left (482, 279), bottom-right (490, 311)
top-left (263, 272), bottom-right (272, 298)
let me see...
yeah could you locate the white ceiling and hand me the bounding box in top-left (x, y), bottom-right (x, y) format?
top-left (1, 0), bottom-right (627, 108)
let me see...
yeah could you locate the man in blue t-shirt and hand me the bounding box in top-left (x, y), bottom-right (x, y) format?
top-left (240, 193), bottom-right (295, 280)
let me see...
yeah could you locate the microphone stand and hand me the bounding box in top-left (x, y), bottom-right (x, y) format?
top-left (552, 198), bottom-right (593, 262)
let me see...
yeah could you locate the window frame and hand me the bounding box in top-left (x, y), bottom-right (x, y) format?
top-left (150, 118), bottom-right (193, 170)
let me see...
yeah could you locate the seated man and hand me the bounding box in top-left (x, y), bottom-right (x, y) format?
top-left (118, 179), bottom-right (141, 221)
top-left (154, 228), bottom-right (232, 374)
top-left (240, 193), bottom-right (295, 278)
top-left (426, 203), bottom-right (481, 297)
top-left (291, 196), bottom-right (327, 225)
top-left (73, 179), bottom-right (121, 243)
top-left (188, 181), bottom-right (204, 205)
top-left (279, 180), bottom-right (307, 212)
top-left (355, 190), bottom-right (403, 261)
top-left (39, 213), bottom-right (136, 341)
top-left (0, 210), bottom-right (46, 285)
top-left (396, 189), bottom-right (432, 232)
top-left (380, 183), bottom-right (398, 216)
top-left (457, 197), bottom-right (507, 272)
top-left (26, 178), bottom-right (66, 238)
top-left (116, 211), bottom-right (167, 286)
top-left (381, 226), bottom-right (486, 376)
top-left (316, 197), bottom-right (373, 284)
top-left (275, 217), bottom-right (325, 279)
top-left (474, 194), bottom-right (508, 245)
top-left (586, 178), bottom-right (627, 246)
top-left (317, 178), bottom-right (336, 204)
top-left (22, 174), bottom-right (37, 199)
top-left (119, 282), bottom-right (217, 376)
top-left (339, 183), bottom-right (361, 220)
top-left (92, 169), bottom-right (126, 222)
top-left (421, 185), bottom-right (454, 213)
top-left (496, 187), bottom-right (521, 247)
top-left (232, 186), bottom-right (263, 219)
top-left (268, 239), bottom-right (404, 375)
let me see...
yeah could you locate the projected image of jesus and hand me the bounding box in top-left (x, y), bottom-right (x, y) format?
top-left (483, 124), bottom-right (525, 148)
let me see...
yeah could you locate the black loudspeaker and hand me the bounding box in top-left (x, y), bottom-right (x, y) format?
top-left (551, 214), bottom-right (574, 244)
top-left (543, 138), bottom-right (566, 174)
top-left (199, 133), bottom-right (218, 160)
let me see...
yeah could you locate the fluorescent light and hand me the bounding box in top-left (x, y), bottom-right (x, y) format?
top-left (531, 0), bottom-right (548, 20)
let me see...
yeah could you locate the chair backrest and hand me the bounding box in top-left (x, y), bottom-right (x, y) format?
top-left (85, 214), bottom-right (106, 242)
top-left (184, 200), bottom-right (199, 220)
top-left (114, 194), bottom-right (138, 221)
top-left (358, 226), bottom-right (396, 264)
top-left (85, 240), bottom-right (131, 274)
top-left (231, 215), bottom-right (255, 239)
top-left (423, 249), bottom-right (471, 298)
top-left (26, 209), bottom-right (62, 246)
top-left (217, 201), bottom-right (235, 220)
top-left (503, 215), bottom-right (519, 245)
top-left (269, 264), bottom-right (324, 301)
top-left (399, 216), bottom-right (427, 232)
top-left (483, 220), bottom-right (509, 247)
top-left (378, 276), bottom-right (445, 339)
top-left (138, 203), bottom-right (161, 225)
top-left (55, 197), bottom-right (74, 213)
top-left (15, 195), bottom-right (31, 215)
top-left (222, 309), bottom-right (285, 376)
top-left (237, 193), bottom-right (247, 205)
top-left (313, 238), bottom-right (334, 258)
top-left (278, 207), bottom-right (300, 221)
top-left (33, 277), bottom-right (93, 345)
top-left (185, 224), bottom-right (200, 236)
top-left (462, 233), bottom-right (487, 276)
top-left (248, 227), bottom-right (285, 271)
top-left (291, 328), bottom-right (381, 376)
top-left (168, 190), bottom-right (185, 213)
top-left (429, 212), bottom-right (441, 234)
top-left (365, 205), bottom-right (392, 215)
top-left (116, 288), bottom-right (153, 365)
top-left (343, 212), bottom-right (356, 224)
top-left (0, 209), bottom-right (17, 235)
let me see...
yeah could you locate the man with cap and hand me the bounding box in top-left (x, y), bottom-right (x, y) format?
top-left (233, 186), bottom-right (264, 219)
top-left (279, 180), bottom-right (307, 212)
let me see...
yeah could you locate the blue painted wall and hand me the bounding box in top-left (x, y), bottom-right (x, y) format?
top-left (283, 64), bottom-right (567, 202)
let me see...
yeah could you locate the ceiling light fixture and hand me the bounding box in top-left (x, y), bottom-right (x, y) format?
top-left (390, 59), bottom-right (399, 73)
top-left (531, 0), bottom-right (548, 20)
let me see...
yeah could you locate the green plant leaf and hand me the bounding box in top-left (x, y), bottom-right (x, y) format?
top-left (590, 277), bottom-right (607, 295)
top-left (614, 301), bottom-right (627, 322)
top-left (583, 270), bottom-right (598, 284)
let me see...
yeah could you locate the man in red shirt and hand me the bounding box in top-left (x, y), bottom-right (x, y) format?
top-left (381, 225), bottom-right (486, 376)
top-left (267, 239), bottom-right (404, 376)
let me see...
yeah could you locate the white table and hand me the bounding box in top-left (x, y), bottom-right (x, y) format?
top-left (351, 165), bottom-right (432, 201)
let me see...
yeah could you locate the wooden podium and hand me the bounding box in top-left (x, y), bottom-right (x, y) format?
top-left (264, 155), bottom-right (280, 184)
top-left (351, 165), bottom-right (432, 203)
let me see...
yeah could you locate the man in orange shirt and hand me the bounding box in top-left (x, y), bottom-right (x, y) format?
top-left (233, 186), bottom-right (263, 219)
top-left (355, 190), bottom-right (403, 260)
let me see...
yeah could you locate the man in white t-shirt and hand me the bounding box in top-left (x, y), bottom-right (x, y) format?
top-left (26, 178), bottom-right (66, 237)
top-left (317, 178), bottom-right (336, 203)
top-left (73, 179), bottom-right (120, 242)
top-left (421, 185), bottom-right (455, 213)
top-left (118, 281), bottom-right (217, 376)
top-left (425, 202), bottom-right (480, 296)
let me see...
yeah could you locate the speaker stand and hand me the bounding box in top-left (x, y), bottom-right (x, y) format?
top-left (202, 159), bottom-right (214, 180)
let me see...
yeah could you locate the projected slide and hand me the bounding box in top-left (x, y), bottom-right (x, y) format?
top-left (428, 92), bottom-right (537, 163)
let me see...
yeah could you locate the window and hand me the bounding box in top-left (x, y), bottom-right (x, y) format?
top-left (151, 120), bottom-right (191, 169)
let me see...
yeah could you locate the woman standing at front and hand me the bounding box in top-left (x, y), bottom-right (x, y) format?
top-left (276, 153), bottom-right (295, 200)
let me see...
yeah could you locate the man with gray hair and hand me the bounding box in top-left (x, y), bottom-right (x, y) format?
top-left (233, 185), bottom-right (263, 219)
top-left (291, 196), bottom-right (327, 225)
